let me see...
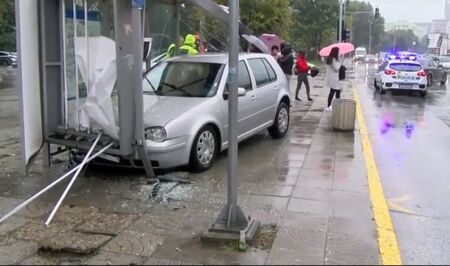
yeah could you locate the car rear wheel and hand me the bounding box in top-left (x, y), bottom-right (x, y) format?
top-left (268, 102), bottom-right (290, 139)
top-left (190, 125), bottom-right (218, 172)
top-left (440, 74), bottom-right (447, 86)
top-left (380, 86), bottom-right (386, 95)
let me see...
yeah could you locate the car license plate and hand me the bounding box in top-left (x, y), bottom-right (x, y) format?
top-left (399, 84), bottom-right (412, 89)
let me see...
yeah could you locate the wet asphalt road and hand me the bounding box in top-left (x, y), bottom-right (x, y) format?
top-left (355, 63), bottom-right (450, 265)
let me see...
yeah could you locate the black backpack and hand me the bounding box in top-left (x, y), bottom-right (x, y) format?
top-left (339, 65), bottom-right (347, 80)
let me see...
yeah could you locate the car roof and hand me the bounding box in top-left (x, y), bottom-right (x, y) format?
top-left (167, 53), bottom-right (274, 64)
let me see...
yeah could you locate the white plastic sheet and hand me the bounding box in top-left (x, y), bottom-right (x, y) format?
top-left (16, 0), bottom-right (43, 169)
top-left (75, 36), bottom-right (119, 139)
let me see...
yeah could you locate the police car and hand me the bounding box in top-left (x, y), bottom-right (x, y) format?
top-left (374, 55), bottom-right (428, 97)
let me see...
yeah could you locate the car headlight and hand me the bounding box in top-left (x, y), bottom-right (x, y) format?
top-left (145, 127), bottom-right (166, 142)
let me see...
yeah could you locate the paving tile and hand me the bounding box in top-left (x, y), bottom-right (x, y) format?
top-left (52, 206), bottom-right (99, 225)
top-left (101, 230), bottom-right (164, 257)
top-left (84, 250), bottom-right (148, 265)
top-left (39, 231), bottom-right (112, 254)
top-left (296, 176), bottom-right (332, 190)
top-left (10, 221), bottom-right (76, 242)
top-left (19, 254), bottom-right (62, 265)
top-left (253, 185), bottom-right (294, 197)
top-left (280, 211), bottom-right (328, 230)
top-left (291, 187), bottom-right (329, 201)
top-left (287, 198), bottom-right (332, 216)
top-left (299, 169), bottom-right (333, 179)
top-left (266, 220), bottom-right (327, 265)
top-left (0, 238), bottom-right (38, 265)
top-left (330, 191), bottom-right (373, 220)
top-left (0, 216), bottom-right (28, 235)
top-left (77, 213), bottom-right (139, 236)
top-left (127, 213), bottom-right (183, 236)
top-left (259, 173), bottom-right (299, 187)
top-left (152, 217), bottom-right (267, 265)
top-left (325, 217), bottom-right (380, 265)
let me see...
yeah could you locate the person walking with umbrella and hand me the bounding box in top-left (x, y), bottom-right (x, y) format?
top-left (325, 47), bottom-right (341, 111)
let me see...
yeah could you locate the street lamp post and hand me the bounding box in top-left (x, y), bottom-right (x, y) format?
top-left (369, 18), bottom-right (374, 54)
top-left (202, 0), bottom-right (259, 244)
top-left (339, 0), bottom-right (344, 42)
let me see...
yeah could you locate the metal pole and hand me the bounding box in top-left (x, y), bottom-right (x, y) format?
top-left (84, 0), bottom-right (90, 133)
top-left (202, 0), bottom-right (259, 241)
top-left (369, 20), bottom-right (373, 54)
top-left (62, 0), bottom-right (68, 129)
top-left (45, 133), bottom-right (102, 225)
top-left (0, 143), bottom-right (113, 224)
top-left (73, 0), bottom-right (80, 130)
top-left (227, 0), bottom-right (239, 217)
top-left (339, 0), bottom-right (343, 43)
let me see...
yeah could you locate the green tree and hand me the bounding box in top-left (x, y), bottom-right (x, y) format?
top-left (346, 1), bottom-right (385, 53)
top-left (214, 0), bottom-right (292, 38)
top-left (381, 29), bottom-right (420, 52)
top-left (0, 0), bottom-right (15, 51)
top-left (289, 0), bottom-right (339, 59)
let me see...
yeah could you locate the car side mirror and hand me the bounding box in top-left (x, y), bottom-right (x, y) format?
top-left (223, 87), bottom-right (247, 100)
top-left (238, 87), bottom-right (247, 97)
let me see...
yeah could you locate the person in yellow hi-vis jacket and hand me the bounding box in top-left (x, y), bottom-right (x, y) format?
top-left (179, 34), bottom-right (198, 55)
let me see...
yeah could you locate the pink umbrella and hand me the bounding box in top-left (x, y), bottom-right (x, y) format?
top-left (319, 43), bottom-right (355, 57)
top-left (259, 34), bottom-right (283, 51)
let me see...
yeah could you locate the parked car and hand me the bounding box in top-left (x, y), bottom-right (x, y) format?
top-left (418, 57), bottom-right (447, 86)
top-left (142, 53), bottom-right (291, 171)
top-left (438, 56), bottom-right (450, 70)
top-left (374, 59), bottom-right (428, 97)
top-left (0, 51), bottom-right (17, 67)
top-left (365, 54), bottom-right (378, 64)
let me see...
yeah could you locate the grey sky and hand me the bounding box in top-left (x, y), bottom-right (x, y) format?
top-left (366, 0), bottom-right (444, 23)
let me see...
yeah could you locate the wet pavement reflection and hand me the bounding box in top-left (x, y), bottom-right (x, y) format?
top-left (356, 63), bottom-right (450, 264)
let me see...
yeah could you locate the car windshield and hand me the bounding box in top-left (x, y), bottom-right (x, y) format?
top-left (143, 61), bottom-right (224, 97)
top-left (389, 63), bottom-right (421, 72)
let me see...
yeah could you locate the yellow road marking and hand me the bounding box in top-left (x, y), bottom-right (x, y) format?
top-left (353, 87), bottom-right (403, 265)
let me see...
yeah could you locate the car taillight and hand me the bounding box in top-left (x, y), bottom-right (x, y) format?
top-left (385, 69), bottom-right (396, 75)
top-left (417, 70), bottom-right (427, 77)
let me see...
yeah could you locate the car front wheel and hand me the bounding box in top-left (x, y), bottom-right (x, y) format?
top-left (420, 91), bottom-right (427, 97)
top-left (268, 102), bottom-right (290, 139)
top-left (190, 125), bottom-right (218, 172)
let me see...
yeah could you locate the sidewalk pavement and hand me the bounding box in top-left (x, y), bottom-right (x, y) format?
top-left (0, 68), bottom-right (380, 265)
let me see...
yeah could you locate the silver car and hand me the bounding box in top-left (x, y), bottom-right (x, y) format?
top-left (142, 53), bottom-right (291, 171)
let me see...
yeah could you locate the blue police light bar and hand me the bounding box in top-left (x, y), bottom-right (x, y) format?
top-left (132, 0), bottom-right (145, 9)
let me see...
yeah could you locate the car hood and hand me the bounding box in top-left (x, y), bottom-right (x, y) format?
top-left (143, 95), bottom-right (208, 127)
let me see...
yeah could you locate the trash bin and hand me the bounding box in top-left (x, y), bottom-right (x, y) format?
top-left (331, 99), bottom-right (356, 131)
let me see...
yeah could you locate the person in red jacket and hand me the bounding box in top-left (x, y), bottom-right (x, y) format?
top-left (295, 50), bottom-right (313, 102)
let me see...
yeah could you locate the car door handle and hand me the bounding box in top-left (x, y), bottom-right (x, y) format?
top-left (251, 95), bottom-right (256, 101)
